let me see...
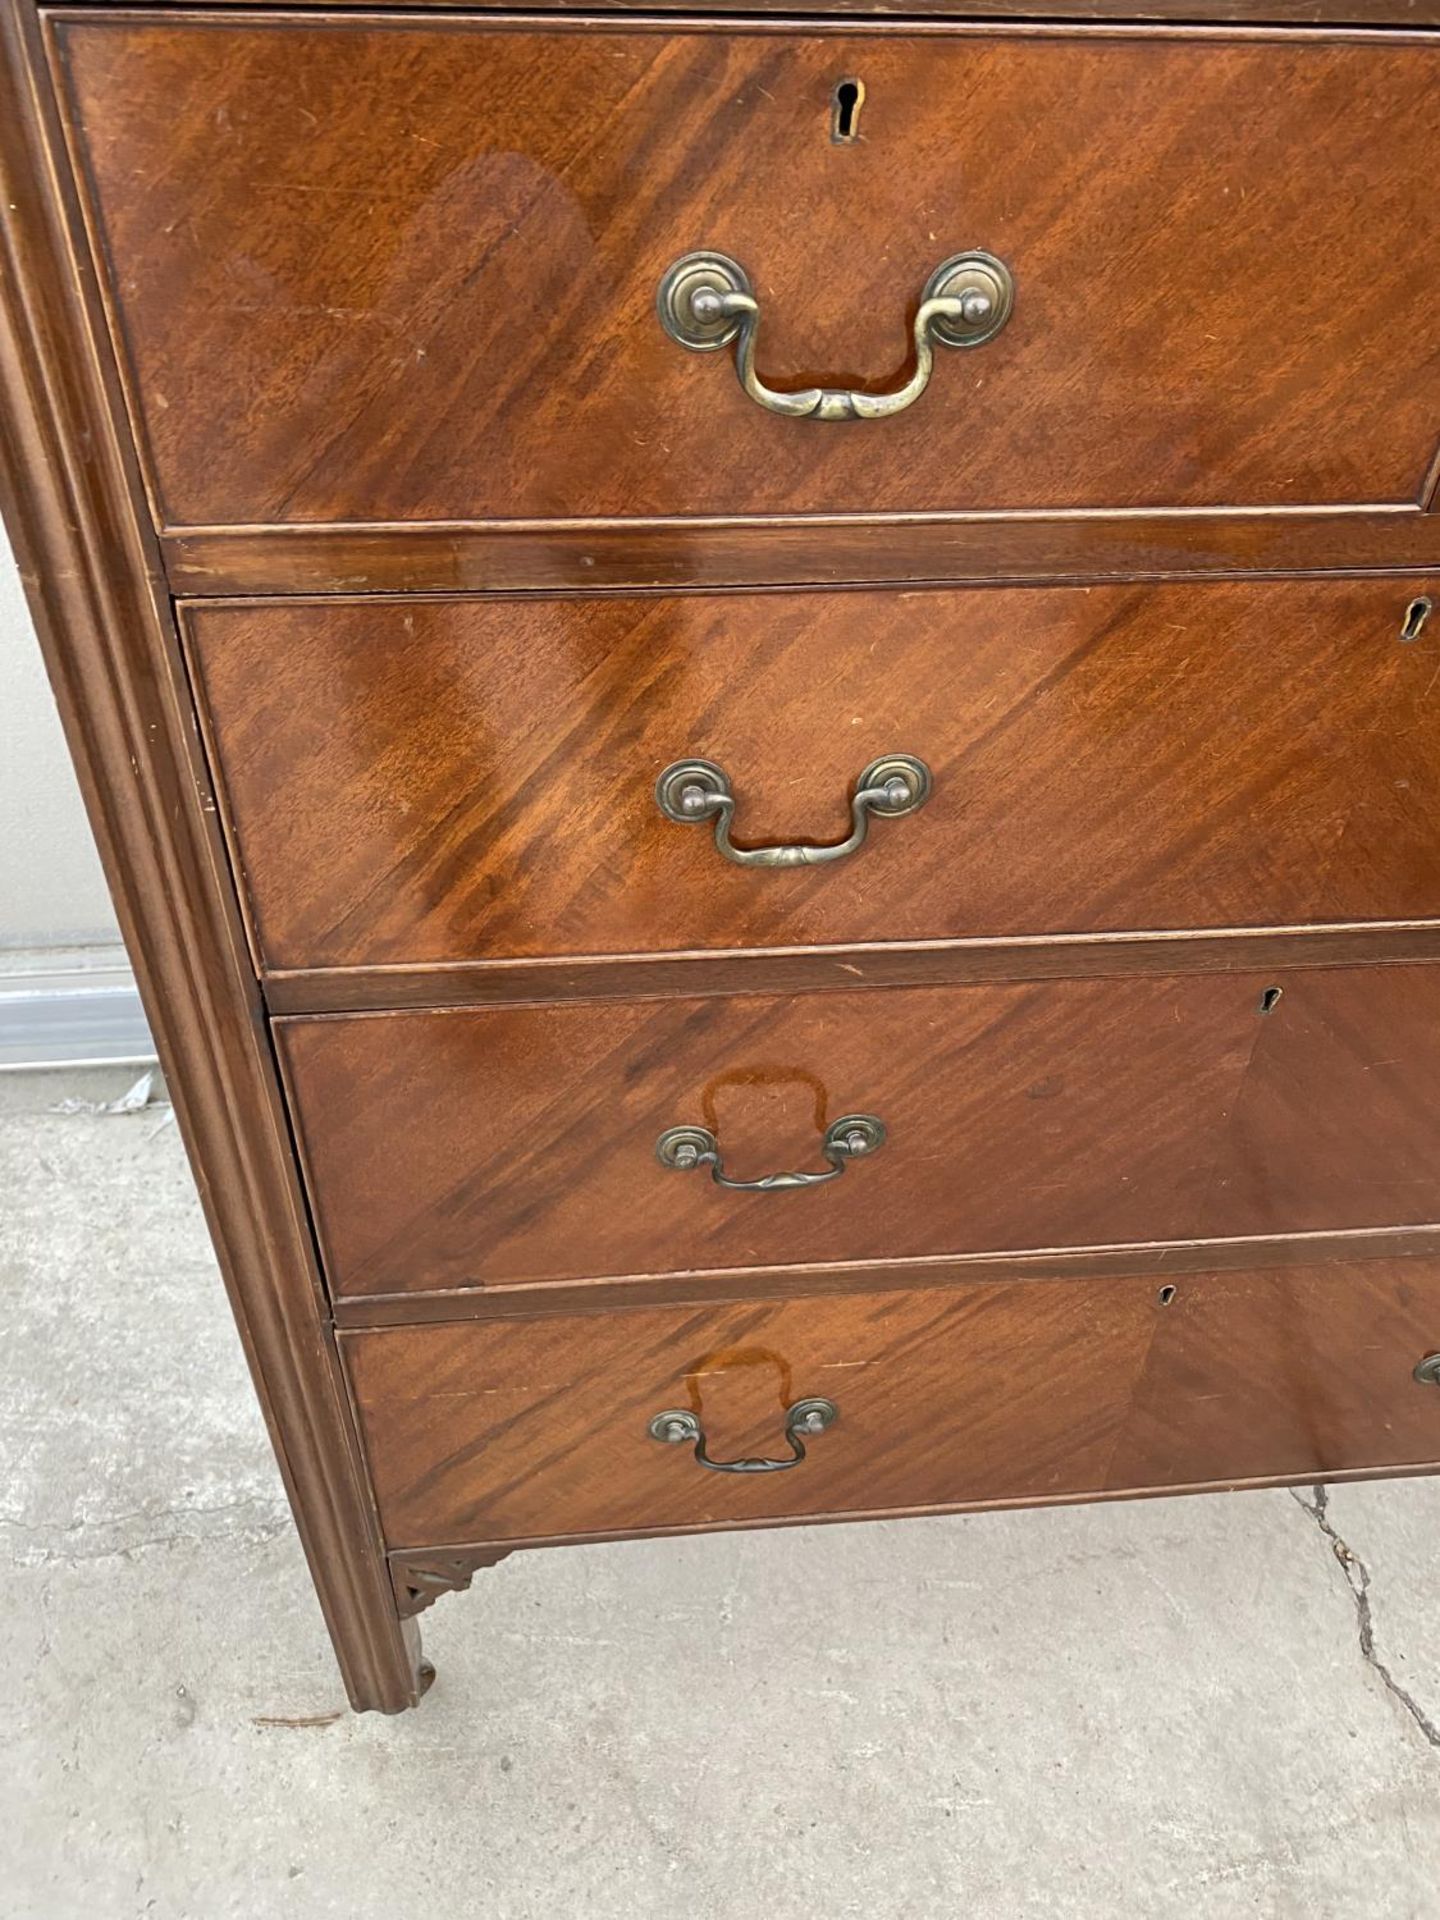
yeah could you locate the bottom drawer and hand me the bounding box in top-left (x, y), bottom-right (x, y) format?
top-left (343, 1261), bottom-right (1440, 1550)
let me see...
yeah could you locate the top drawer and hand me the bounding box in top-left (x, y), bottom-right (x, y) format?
top-left (52, 17), bottom-right (1440, 530)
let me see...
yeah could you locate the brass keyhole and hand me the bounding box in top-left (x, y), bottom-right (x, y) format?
top-left (831, 77), bottom-right (865, 143)
top-left (1402, 596), bottom-right (1433, 643)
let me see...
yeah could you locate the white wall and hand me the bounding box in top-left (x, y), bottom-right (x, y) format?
top-left (0, 530), bottom-right (119, 950)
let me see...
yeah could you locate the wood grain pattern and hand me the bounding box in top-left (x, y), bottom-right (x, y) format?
top-left (277, 967), bottom-right (1440, 1298)
top-left (53, 17), bottom-right (1440, 528)
top-left (163, 508), bottom-right (1440, 601)
top-left (187, 580), bottom-right (1440, 972)
top-left (0, 0), bottom-right (425, 1713)
top-left (342, 1261), bottom-right (1440, 1546)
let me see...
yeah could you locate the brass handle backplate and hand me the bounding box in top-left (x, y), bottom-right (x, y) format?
top-left (656, 249), bottom-right (1014, 421)
top-left (656, 1113), bottom-right (886, 1191)
top-left (655, 755), bottom-right (931, 868)
top-left (648, 1397), bottom-right (839, 1473)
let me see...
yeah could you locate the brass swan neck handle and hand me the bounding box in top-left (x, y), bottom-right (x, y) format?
top-left (655, 1114), bottom-right (887, 1191)
top-left (648, 1398), bottom-right (840, 1474)
top-left (655, 755), bottom-right (932, 870)
top-left (656, 249), bottom-right (1014, 422)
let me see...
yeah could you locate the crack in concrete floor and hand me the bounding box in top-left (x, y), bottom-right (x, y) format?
top-left (1290, 1483), bottom-right (1440, 1754)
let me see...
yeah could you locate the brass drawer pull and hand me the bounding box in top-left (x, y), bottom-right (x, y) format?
top-left (656, 249), bottom-right (1014, 421)
top-left (648, 1397), bottom-right (839, 1474)
top-left (655, 755), bottom-right (931, 868)
top-left (656, 1113), bottom-right (886, 1190)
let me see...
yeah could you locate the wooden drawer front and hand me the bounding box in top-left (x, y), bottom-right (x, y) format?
top-left (343, 1263), bottom-right (1440, 1547)
top-left (279, 967), bottom-right (1440, 1299)
top-left (189, 579), bottom-right (1440, 973)
top-left (57, 19), bottom-right (1440, 528)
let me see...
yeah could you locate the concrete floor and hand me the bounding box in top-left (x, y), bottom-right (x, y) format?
top-left (4, 1072), bottom-right (1440, 1919)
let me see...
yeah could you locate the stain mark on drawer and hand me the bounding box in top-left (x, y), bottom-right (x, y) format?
top-left (685, 1344), bottom-right (794, 1414)
top-left (701, 1063), bottom-right (829, 1136)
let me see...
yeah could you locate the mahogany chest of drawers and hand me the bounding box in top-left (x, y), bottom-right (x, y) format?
top-left (7, 0), bottom-right (1440, 1711)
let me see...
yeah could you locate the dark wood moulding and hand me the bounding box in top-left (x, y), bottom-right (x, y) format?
top-left (55, 0), bottom-right (1440, 22)
top-left (332, 1223), bottom-right (1440, 1327)
top-left (0, 0), bottom-right (430, 1711)
top-left (261, 925), bottom-right (1440, 1016)
top-left (166, 507), bottom-right (1440, 599)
